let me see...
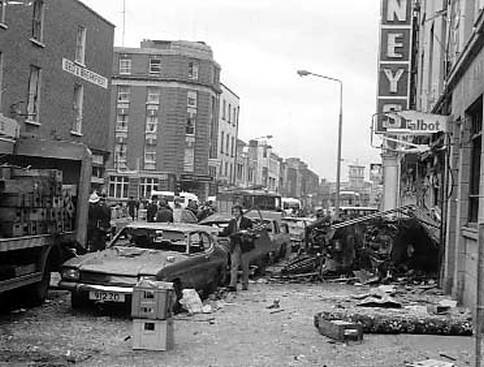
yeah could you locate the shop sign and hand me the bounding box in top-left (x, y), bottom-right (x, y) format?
top-left (384, 110), bottom-right (448, 134)
top-left (62, 58), bottom-right (108, 89)
top-left (375, 0), bottom-right (413, 133)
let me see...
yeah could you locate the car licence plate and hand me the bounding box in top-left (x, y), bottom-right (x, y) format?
top-left (89, 291), bottom-right (125, 303)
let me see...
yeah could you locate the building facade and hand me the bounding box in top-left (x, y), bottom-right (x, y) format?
top-left (211, 83), bottom-right (239, 187)
top-left (0, 0), bottom-right (114, 190)
top-left (107, 39), bottom-right (221, 201)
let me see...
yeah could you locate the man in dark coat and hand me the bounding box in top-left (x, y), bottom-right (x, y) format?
top-left (147, 196), bottom-right (159, 222)
top-left (220, 205), bottom-right (253, 291)
top-left (127, 196), bottom-right (139, 220)
top-left (87, 193), bottom-right (111, 252)
top-left (155, 200), bottom-right (174, 223)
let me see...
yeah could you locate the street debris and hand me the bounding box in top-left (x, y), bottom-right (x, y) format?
top-left (266, 299), bottom-right (280, 309)
top-left (179, 289), bottom-right (204, 315)
top-left (405, 359), bottom-right (455, 367)
top-left (315, 318), bottom-right (363, 342)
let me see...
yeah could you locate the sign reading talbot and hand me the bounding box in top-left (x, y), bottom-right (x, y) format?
top-left (376, 0), bottom-right (413, 133)
top-left (62, 58), bottom-right (108, 89)
top-left (384, 110), bottom-right (448, 134)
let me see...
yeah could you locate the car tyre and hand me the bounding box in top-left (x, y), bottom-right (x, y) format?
top-left (71, 291), bottom-right (89, 309)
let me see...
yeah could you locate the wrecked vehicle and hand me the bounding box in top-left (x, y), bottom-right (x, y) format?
top-left (199, 209), bottom-right (291, 268)
top-left (58, 222), bottom-right (229, 309)
top-left (281, 216), bottom-right (313, 252)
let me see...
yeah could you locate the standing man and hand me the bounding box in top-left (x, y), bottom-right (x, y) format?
top-left (127, 196), bottom-right (139, 220)
top-left (87, 193), bottom-right (111, 251)
top-left (147, 196), bottom-right (159, 222)
top-left (220, 205), bottom-right (253, 291)
top-left (155, 200), bottom-right (174, 223)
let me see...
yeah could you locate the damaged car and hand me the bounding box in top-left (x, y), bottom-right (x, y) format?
top-left (59, 222), bottom-right (229, 309)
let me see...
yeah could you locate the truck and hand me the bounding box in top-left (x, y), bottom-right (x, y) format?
top-left (0, 133), bottom-right (91, 307)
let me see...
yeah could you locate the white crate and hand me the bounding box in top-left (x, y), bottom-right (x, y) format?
top-left (132, 318), bottom-right (174, 351)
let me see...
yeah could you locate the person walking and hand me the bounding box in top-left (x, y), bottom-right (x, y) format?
top-left (220, 205), bottom-right (254, 291)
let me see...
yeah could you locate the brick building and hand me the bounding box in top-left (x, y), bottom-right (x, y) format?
top-left (107, 39), bottom-right (221, 201)
top-left (209, 83), bottom-right (239, 189)
top-left (0, 0), bottom-right (114, 190)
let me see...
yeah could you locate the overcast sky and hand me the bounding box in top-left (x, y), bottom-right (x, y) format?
top-left (82, 0), bottom-right (381, 181)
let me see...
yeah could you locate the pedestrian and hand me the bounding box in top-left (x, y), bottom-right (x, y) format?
top-left (147, 195), bottom-right (159, 222)
top-left (187, 199), bottom-right (198, 216)
top-left (127, 196), bottom-right (139, 220)
top-left (220, 204), bottom-right (254, 292)
top-left (87, 192), bottom-right (111, 252)
top-left (155, 200), bottom-right (174, 222)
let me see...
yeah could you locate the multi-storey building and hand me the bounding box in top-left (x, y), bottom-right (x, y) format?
top-left (211, 83), bottom-right (239, 187)
top-left (247, 139), bottom-right (281, 192)
top-left (0, 0), bottom-right (114, 191)
top-left (107, 40), bottom-right (221, 201)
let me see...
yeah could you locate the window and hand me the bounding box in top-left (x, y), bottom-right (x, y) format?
top-left (231, 137), bottom-right (235, 157)
top-left (149, 58), bottom-right (161, 74)
top-left (468, 98), bottom-right (483, 223)
top-left (225, 134), bottom-right (229, 155)
top-left (146, 115), bottom-right (158, 133)
top-left (114, 142), bottom-right (127, 162)
top-left (233, 107), bottom-right (237, 125)
top-left (75, 26), bottom-right (87, 65)
top-left (220, 132), bottom-right (224, 153)
top-left (139, 177), bottom-right (158, 198)
top-left (224, 162), bottom-right (228, 177)
top-left (228, 103), bottom-right (232, 123)
top-left (108, 176), bottom-right (129, 199)
top-left (119, 58), bottom-right (131, 74)
top-left (222, 100), bottom-right (226, 120)
top-left (229, 164), bottom-right (233, 181)
top-left (236, 107), bottom-right (239, 124)
top-left (188, 61), bottom-right (199, 80)
top-left (26, 65), bottom-right (41, 123)
top-left (0, 53), bottom-right (3, 109)
top-left (144, 148), bottom-right (156, 163)
top-left (117, 86), bottom-right (130, 102)
top-left (31, 0), bottom-right (44, 42)
top-left (147, 87), bottom-right (160, 104)
top-left (116, 112), bottom-right (128, 131)
top-left (187, 90), bottom-right (197, 107)
top-left (72, 84), bottom-right (84, 134)
top-left (186, 110), bottom-right (196, 135)
top-left (0, 0), bottom-right (6, 25)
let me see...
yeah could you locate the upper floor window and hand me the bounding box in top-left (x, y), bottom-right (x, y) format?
top-left (31, 0), bottom-right (44, 43)
top-left (27, 65), bottom-right (41, 123)
top-left (0, 53), bottom-right (3, 110)
top-left (75, 26), bottom-right (87, 65)
top-left (119, 58), bottom-right (131, 74)
top-left (187, 90), bottom-right (197, 108)
top-left (146, 115), bottom-right (158, 133)
top-left (0, 1), bottom-right (6, 25)
top-left (72, 84), bottom-right (84, 134)
top-left (147, 87), bottom-right (160, 104)
top-left (220, 132), bottom-right (224, 154)
top-left (116, 111), bottom-right (128, 132)
top-left (188, 61), bottom-right (199, 80)
top-left (222, 100), bottom-right (226, 120)
top-left (117, 86), bottom-right (130, 102)
top-left (149, 58), bottom-right (161, 74)
top-left (186, 110), bottom-right (196, 135)
top-left (233, 107), bottom-right (237, 125)
top-left (468, 97), bottom-right (483, 223)
top-left (228, 103), bottom-right (232, 123)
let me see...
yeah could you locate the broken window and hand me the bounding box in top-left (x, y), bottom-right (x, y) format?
top-left (468, 97), bottom-right (482, 223)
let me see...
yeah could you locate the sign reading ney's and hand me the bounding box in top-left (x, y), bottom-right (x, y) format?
top-left (62, 58), bottom-right (108, 89)
top-left (376, 0), bottom-right (412, 133)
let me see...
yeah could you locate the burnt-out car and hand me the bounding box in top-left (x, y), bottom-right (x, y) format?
top-left (281, 217), bottom-right (314, 251)
top-left (59, 222), bottom-right (228, 309)
top-left (199, 209), bottom-right (290, 267)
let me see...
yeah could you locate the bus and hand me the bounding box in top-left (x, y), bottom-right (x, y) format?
top-left (216, 189), bottom-right (282, 214)
top-left (282, 197), bottom-right (302, 216)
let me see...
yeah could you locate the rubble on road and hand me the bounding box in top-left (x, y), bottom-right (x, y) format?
top-left (406, 359), bottom-right (455, 367)
top-left (314, 284), bottom-right (472, 336)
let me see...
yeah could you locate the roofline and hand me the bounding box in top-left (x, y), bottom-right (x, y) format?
top-left (76, 0), bottom-right (116, 28)
top-left (220, 82), bottom-right (240, 99)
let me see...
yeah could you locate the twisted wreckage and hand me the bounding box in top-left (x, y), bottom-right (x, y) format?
top-left (282, 204), bottom-right (441, 280)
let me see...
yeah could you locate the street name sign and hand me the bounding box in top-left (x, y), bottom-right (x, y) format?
top-left (62, 58), bottom-right (108, 89)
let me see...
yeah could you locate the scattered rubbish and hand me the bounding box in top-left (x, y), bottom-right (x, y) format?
top-left (123, 335), bottom-right (131, 341)
top-left (314, 315), bottom-right (363, 342)
top-left (269, 309), bottom-right (285, 315)
top-left (438, 353), bottom-right (457, 361)
top-left (179, 289), bottom-right (203, 315)
top-left (406, 359), bottom-right (455, 367)
top-left (202, 304), bottom-right (213, 314)
top-left (266, 299), bottom-right (280, 309)
top-left (357, 295), bottom-right (402, 308)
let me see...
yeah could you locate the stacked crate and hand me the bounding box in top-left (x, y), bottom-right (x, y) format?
top-left (131, 280), bottom-right (175, 351)
top-left (0, 166), bottom-right (76, 238)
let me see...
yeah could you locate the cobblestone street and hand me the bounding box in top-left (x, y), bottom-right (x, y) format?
top-left (0, 281), bottom-right (476, 367)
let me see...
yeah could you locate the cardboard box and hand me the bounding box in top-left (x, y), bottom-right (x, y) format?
top-left (132, 318), bottom-right (174, 351)
top-left (131, 281), bottom-right (174, 320)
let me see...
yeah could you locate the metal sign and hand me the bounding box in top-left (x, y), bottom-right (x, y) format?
top-left (375, 0), bottom-right (413, 133)
top-left (62, 58), bottom-right (108, 89)
top-left (384, 110), bottom-right (448, 134)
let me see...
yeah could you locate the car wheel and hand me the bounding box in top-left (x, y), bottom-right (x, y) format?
top-left (71, 291), bottom-right (89, 309)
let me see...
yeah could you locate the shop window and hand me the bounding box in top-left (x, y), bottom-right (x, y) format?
top-left (149, 58), bottom-right (161, 74)
top-left (75, 26), bottom-right (87, 65)
top-left (108, 176), bottom-right (129, 199)
top-left (468, 97), bottom-right (483, 223)
top-left (119, 58), bottom-right (131, 74)
top-left (26, 65), bottom-right (41, 123)
top-left (31, 0), bottom-right (44, 43)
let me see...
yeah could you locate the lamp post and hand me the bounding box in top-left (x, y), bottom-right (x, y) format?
top-left (297, 69), bottom-right (343, 218)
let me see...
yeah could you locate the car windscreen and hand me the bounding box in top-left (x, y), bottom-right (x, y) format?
top-left (112, 227), bottom-right (188, 253)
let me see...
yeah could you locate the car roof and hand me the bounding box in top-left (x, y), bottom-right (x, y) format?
top-left (124, 221), bottom-right (215, 233)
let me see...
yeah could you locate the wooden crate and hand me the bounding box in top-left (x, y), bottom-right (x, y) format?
top-left (315, 316), bottom-right (363, 341)
top-left (131, 282), bottom-right (174, 320)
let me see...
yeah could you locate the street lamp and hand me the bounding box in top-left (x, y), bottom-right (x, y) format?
top-left (297, 69), bottom-right (343, 218)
